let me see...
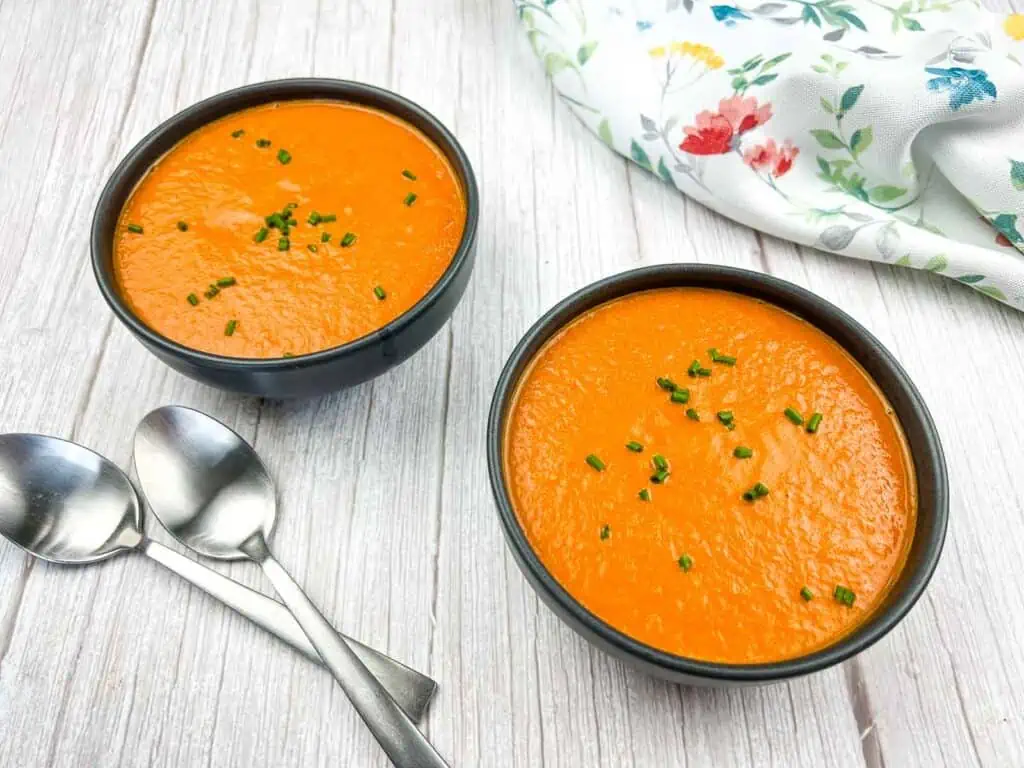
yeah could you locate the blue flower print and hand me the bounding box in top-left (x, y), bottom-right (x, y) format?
top-left (711, 5), bottom-right (751, 26)
top-left (925, 67), bottom-right (997, 111)
top-left (635, 20), bottom-right (654, 31)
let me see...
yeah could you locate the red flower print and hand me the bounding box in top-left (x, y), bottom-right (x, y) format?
top-left (743, 138), bottom-right (799, 178)
top-left (680, 95), bottom-right (773, 156)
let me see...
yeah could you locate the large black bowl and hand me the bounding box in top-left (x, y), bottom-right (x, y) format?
top-left (92, 79), bottom-right (478, 399)
top-left (487, 264), bottom-right (948, 686)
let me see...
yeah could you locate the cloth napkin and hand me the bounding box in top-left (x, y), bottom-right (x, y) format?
top-left (516, 0), bottom-right (1024, 308)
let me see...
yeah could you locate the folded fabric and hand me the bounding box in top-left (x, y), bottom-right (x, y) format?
top-left (516, 0), bottom-right (1024, 308)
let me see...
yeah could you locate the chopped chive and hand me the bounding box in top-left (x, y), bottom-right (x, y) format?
top-left (254, 227), bottom-right (269, 243)
top-left (652, 454), bottom-right (669, 472)
top-left (216, 277), bottom-right (236, 288)
top-left (321, 232), bottom-right (331, 243)
top-left (278, 237), bottom-right (290, 251)
top-left (176, 220), bottom-right (189, 232)
top-left (600, 524), bottom-right (611, 541)
top-left (678, 554), bottom-right (694, 572)
top-left (340, 232), bottom-right (357, 247)
top-left (670, 389), bottom-right (690, 404)
top-left (743, 482), bottom-right (770, 502)
top-left (265, 212), bottom-right (286, 229)
top-left (807, 412), bottom-right (823, 434)
top-left (402, 169), bottom-right (418, 180)
top-left (320, 213), bottom-right (337, 223)
top-left (697, 367), bottom-right (712, 377)
top-left (709, 348), bottom-right (737, 365)
top-left (307, 211), bottom-right (322, 225)
top-left (373, 285), bottom-right (387, 301)
top-left (225, 319), bottom-right (238, 337)
top-left (833, 585), bottom-right (856, 607)
top-left (742, 490), bottom-right (755, 502)
top-left (284, 202), bottom-right (298, 210)
top-left (733, 446), bottom-right (753, 459)
top-left (717, 410), bottom-right (734, 426)
top-left (651, 469), bottom-right (670, 484)
top-left (403, 192), bottom-right (418, 206)
top-left (801, 586), bottom-right (814, 601)
top-left (307, 244), bottom-right (318, 253)
top-left (625, 441), bottom-right (644, 453)
top-left (231, 129), bottom-right (245, 138)
top-left (256, 138), bottom-right (271, 148)
top-left (686, 408), bottom-right (700, 421)
top-left (283, 352), bottom-right (294, 358)
top-left (657, 376), bottom-right (677, 392)
top-left (186, 293), bottom-right (199, 306)
top-left (126, 223), bottom-right (144, 234)
top-left (281, 225), bottom-right (291, 236)
top-left (277, 148), bottom-right (292, 164)
top-left (204, 284), bottom-right (219, 299)
top-left (687, 359), bottom-right (701, 377)
top-left (585, 453), bottom-right (605, 471)
top-left (784, 407), bottom-right (804, 426)
top-left (638, 488), bottom-right (651, 501)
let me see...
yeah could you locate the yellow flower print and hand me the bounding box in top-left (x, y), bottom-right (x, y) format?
top-left (1005, 14), bottom-right (1024, 41)
top-left (649, 45), bottom-right (668, 57)
top-left (649, 40), bottom-right (725, 93)
top-left (649, 41), bottom-right (724, 70)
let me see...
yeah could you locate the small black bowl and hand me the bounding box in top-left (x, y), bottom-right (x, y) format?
top-left (487, 264), bottom-right (948, 686)
top-left (91, 78), bottom-right (478, 399)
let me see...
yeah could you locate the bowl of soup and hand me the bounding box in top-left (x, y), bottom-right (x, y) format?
top-left (92, 79), bottom-right (478, 398)
top-left (487, 265), bottom-right (947, 685)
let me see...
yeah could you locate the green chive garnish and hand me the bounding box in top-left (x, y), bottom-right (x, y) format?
top-left (651, 469), bottom-right (669, 484)
top-left (833, 585), bottom-right (856, 607)
top-left (807, 413), bottom-right (823, 434)
top-left (373, 285), bottom-right (387, 301)
top-left (743, 482), bottom-right (769, 501)
top-left (284, 202), bottom-right (297, 210)
top-left (277, 148), bottom-right (292, 164)
top-left (320, 213), bottom-right (337, 223)
top-left (670, 389), bottom-right (690, 404)
top-left (638, 488), bottom-right (651, 501)
top-left (697, 367), bottom-right (712, 377)
top-left (733, 446), bottom-right (753, 459)
top-left (657, 377), bottom-right (677, 392)
top-left (403, 192), bottom-right (418, 206)
top-left (278, 237), bottom-right (290, 251)
top-left (307, 211), bottom-right (321, 225)
top-left (585, 454), bottom-right (605, 471)
top-left (256, 138), bottom-right (271, 148)
top-left (186, 293), bottom-right (199, 306)
top-left (717, 410), bottom-right (734, 426)
top-left (254, 227), bottom-right (269, 243)
top-left (742, 490), bottom-right (755, 502)
top-left (678, 554), bottom-right (694, 572)
top-left (177, 221), bottom-right (189, 232)
top-left (214, 277), bottom-right (234, 288)
top-left (652, 454), bottom-right (668, 472)
top-left (687, 359), bottom-right (701, 377)
top-left (686, 408), bottom-right (700, 421)
top-left (600, 524), bottom-right (611, 540)
top-left (231, 129), bottom-right (245, 138)
top-left (784, 407), bottom-right (804, 426)
top-left (265, 213), bottom-right (286, 229)
top-left (126, 223), bottom-right (143, 234)
top-left (341, 232), bottom-right (357, 247)
top-left (225, 319), bottom-right (238, 337)
top-left (402, 169), bottom-right (418, 180)
top-left (625, 441), bottom-right (643, 453)
top-left (308, 244), bottom-right (318, 253)
top-left (801, 586), bottom-right (814, 601)
top-left (321, 232), bottom-right (331, 243)
top-left (709, 348), bottom-right (737, 365)
top-left (283, 352), bottom-right (294, 358)
top-left (204, 284), bottom-right (219, 299)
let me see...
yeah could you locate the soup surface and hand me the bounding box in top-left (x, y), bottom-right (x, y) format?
top-left (114, 100), bottom-right (466, 358)
top-left (504, 288), bottom-right (916, 664)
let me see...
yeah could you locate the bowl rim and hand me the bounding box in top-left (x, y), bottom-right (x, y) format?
top-left (486, 263), bottom-right (948, 683)
top-left (90, 77), bottom-right (479, 370)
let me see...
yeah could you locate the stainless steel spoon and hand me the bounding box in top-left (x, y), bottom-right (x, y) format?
top-left (134, 405), bottom-right (448, 768)
top-left (0, 432), bottom-right (435, 722)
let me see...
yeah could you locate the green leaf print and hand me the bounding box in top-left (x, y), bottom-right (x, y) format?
top-left (577, 41), bottom-right (598, 65)
top-left (657, 157), bottom-right (673, 184)
top-left (630, 140), bottom-right (653, 172)
top-left (923, 254), bottom-right (948, 272)
top-left (598, 118), bottom-right (613, 147)
top-left (956, 274), bottom-right (985, 284)
top-left (839, 85), bottom-right (864, 114)
top-left (978, 286), bottom-right (1008, 302)
top-left (894, 254), bottom-right (912, 266)
top-left (849, 126), bottom-right (872, 156)
top-left (1011, 159), bottom-right (1024, 192)
top-left (869, 185), bottom-right (908, 203)
top-left (544, 52), bottom-right (575, 76)
top-left (810, 129), bottom-right (845, 149)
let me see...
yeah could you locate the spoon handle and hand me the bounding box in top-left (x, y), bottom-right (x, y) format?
top-left (140, 540), bottom-right (436, 723)
top-left (258, 553), bottom-right (449, 768)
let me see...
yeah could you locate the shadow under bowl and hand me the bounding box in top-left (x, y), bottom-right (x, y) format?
top-left (487, 264), bottom-right (947, 686)
top-left (91, 78), bottom-right (478, 399)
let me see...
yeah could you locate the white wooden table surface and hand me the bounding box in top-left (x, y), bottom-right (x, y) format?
top-left (2, 1), bottom-right (1023, 765)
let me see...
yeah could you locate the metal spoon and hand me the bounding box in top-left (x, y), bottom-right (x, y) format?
top-left (0, 432), bottom-right (435, 722)
top-left (134, 405), bottom-right (448, 768)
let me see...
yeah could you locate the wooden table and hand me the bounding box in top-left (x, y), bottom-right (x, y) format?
top-left (2, 1), bottom-right (1022, 765)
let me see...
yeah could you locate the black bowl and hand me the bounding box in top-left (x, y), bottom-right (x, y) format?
top-left (91, 79), bottom-right (478, 399)
top-left (487, 264), bottom-right (948, 686)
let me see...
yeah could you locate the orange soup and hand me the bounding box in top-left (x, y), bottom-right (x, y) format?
top-left (504, 288), bottom-right (916, 664)
top-left (114, 100), bottom-right (466, 358)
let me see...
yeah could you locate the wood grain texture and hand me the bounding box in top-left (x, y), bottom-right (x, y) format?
top-left (1, 0), bottom-right (1023, 765)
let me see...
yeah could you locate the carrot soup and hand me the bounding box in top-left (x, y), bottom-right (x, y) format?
top-left (113, 100), bottom-right (466, 358)
top-left (503, 288), bottom-right (916, 664)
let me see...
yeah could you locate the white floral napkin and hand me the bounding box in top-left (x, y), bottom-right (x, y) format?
top-left (516, 0), bottom-right (1024, 308)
